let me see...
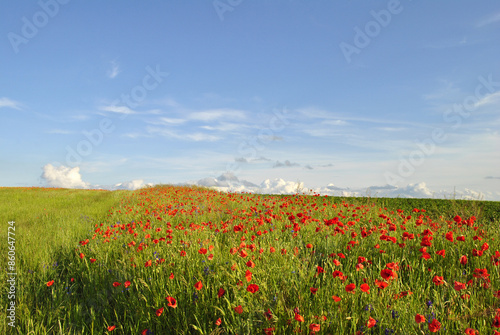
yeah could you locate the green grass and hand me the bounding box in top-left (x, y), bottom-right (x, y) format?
top-left (1, 186), bottom-right (499, 334)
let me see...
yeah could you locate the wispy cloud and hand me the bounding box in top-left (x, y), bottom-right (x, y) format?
top-left (475, 91), bottom-right (500, 108)
top-left (107, 60), bottom-right (121, 79)
top-left (46, 129), bottom-right (73, 135)
top-left (273, 160), bottom-right (300, 168)
top-left (100, 105), bottom-right (136, 115)
top-left (477, 12), bottom-right (500, 28)
top-left (0, 97), bottom-right (22, 110)
top-left (146, 126), bottom-right (220, 142)
top-left (189, 109), bottom-right (246, 122)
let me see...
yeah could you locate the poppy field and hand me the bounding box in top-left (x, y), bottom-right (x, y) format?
top-left (1, 185), bottom-right (500, 334)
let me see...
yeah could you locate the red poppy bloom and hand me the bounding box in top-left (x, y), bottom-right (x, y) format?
top-left (245, 270), bottom-right (252, 282)
top-left (198, 248), bottom-right (207, 254)
top-left (381, 269), bottom-right (396, 281)
top-left (309, 323), bottom-right (320, 331)
top-left (112, 282), bottom-right (121, 287)
top-left (436, 249), bottom-right (445, 258)
top-left (454, 281), bottom-right (466, 291)
top-left (215, 318), bottom-right (222, 326)
top-left (306, 243), bottom-right (313, 248)
top-left (332, 295), bottom-right (341, 302)
top-left (465, 328), bottom-right (479, 335)
top-left (124, 281), bottom-right (131, 288)
top-left (375, 279), bottom-right (388, 289)
top-left (432, 276), bottom-right (444, 286)
top-left (234, 305), bottom-right (243, 314)
top-left (493, 315), bottom-right (500, 328)
top-left (415, 314), bottom-right (426, 323)
top-left (460, 255), bottom-right (468, 265)
top-left (317, 266), bottom-right (325, 273)
top-left (90, 258), bottom-right (97, 263)
top-left (294, 313), bottom-right (305, 322)
top-left (166, 296), bottom-right (177, 308)
top-left (194, 281), bottom-right (203, 290)
top-left (79, 253), bottom-right (85, 259)
top-left (246, 260), bottom-right (255, 268)
top-left (180, 250), bottom-right (186, 257)
top-left (264, 308), bottom-right (273, 320)
top-left (457, 235), bottom-right (465, 242)
top-left (46, 280), bottom-right (54, 287)
top-left (247, 284), bottom-right (259, 293)
top-left (310, 287), bottom-right (318, 294)
top-left (145, 260), bottom-right (152, 267)
top-left (156, 307), bottom-right (164, 316)
top-left (366, 317), bottom-right (377, 328)
top-left (169, 273), bottom-right (174, 279)
top-left (428, 319), bottom-right (441, 332)
top-left (445, 231), bottom-right (454, 242)
top-left (218, 287), bottom-right (225, 298)
top-left (345, 283), bottom-right (356, 293)
top-left (107, 325), bottom-right (116, 331)
top-left (360, 283), bottom-right (370, 294)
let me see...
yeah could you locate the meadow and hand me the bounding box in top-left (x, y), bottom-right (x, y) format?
top-left (1, 185), bottom-right (500, 334)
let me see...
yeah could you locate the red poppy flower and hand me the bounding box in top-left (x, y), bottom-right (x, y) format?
top-left (218, 287), bottom-right (225, 298)
top-left (198, 248), bottom-right (207, 254)
top-left (310, 287), bottom-right (318, 294)
top-left (166, 296), bottom-right (177, 308)
top-left (460, 255), bottom-right (468, 265)
top-left (46, 280), bottom-right (54, 287)
top-left (445, 231), bottom-right (454, 242)
top-left (124, 281), bottom-right (131, 288)
top-left (90, 258), bottom-right (97, 263)
top-left (428, 319), bottom-right (441, 332)
top-left (294, 313), bottom-right (305, 322)
top-left (366, 317), bottom-right (377, 328)
top-left (332, 295), bottom-right (341, 302)
top-left (145, 260), bottom-right (152, 267)
top-left (112, 282), bottom-right (121, 287)
top-left (194, 281), bottom-right (203, 290)
top-left (234, 305), bottom-right (243, 314)
top-left (465, 328), bottom-right (479, 335)
top-left (169, 273), bottom-right (174, 279)
top-left (432, 276), bottom-right (444, 286)
top-left (457, 235), bottom-right (465, 242)
top-left (247, 284), bottom-right (259, 293)
top-left (156, 307), bottom-right (164, 316)
top-left (306, 243), bottom-right (313, 248)
top-left (454, 281), bottom-right (466, 291)
top-left (345, 283), bottom-right (356, 293)
top-left (246, 260), bottom-right (255, 268)
top-left (493, 315), bottom-right (500, 328)
top-left (245, 270), bottom-right (252, 282)
top-left (215, 318), bottom-right (222, 326)
top-left (415, 314), bottom-right (425, 323)
top-left (107, 325), bottom-right (116, 331)
top-left (309, 323), bottom-right (320, 331)
top-left (317, 266), bottom-right (325, 273)
top-left (264, 308), bottom-right (273, 320)
top-left (360, 283), bottom-right (370, 294)
top-left (375, 279), bottom-right (388, 289)
top-left (435, 249), bottom-right (445, 258)
top-left (180, 250), bottom-right (186, 257)
top-left (79, 253), bottom-right (85, 259)
top-left (381, 269), bottom-right (396, 281)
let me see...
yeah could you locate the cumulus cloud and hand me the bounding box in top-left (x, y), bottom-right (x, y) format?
top-left (41, 164), bottom-right (90, 188)
top-left (41, 164), bottom-right (151, 190)
top-left (485, 176), bottom-right (500, 179)
top-left (113, 180), bottom-right (150, 190)
top-left (191, 175), bottom-right (491, 200)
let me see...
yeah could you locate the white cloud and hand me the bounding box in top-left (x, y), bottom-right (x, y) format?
top-left (189, 109), bottom-right (246, 122)
top-left (188, 174), bottom-right (494, 200)
top-left (475, 91), bottom-right (500, 108)
top-left (113, 179), bottom-right (149, 190)
top-left (107, 60), bottom-right (121, 79)
top-left (477, 12), bottom-right (500, 27)
top-left (100, 105), bottom-right (135, 115)
top-left (41, 164), bottom-right (90, 189)
top-left (0, 97), bottom-right (22, 110)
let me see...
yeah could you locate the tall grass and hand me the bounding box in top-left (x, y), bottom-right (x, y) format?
top-left (1, 186), bottom-right (499, 334)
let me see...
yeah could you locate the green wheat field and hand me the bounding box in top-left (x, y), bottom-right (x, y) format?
top-left (1, 186), bottom-right (500, 335)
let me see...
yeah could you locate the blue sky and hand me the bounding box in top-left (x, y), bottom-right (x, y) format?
top-left (1, 1), bottom-right (499, 199)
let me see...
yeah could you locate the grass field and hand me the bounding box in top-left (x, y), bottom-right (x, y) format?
top-left (1, 186), bottom-right (499, 334)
